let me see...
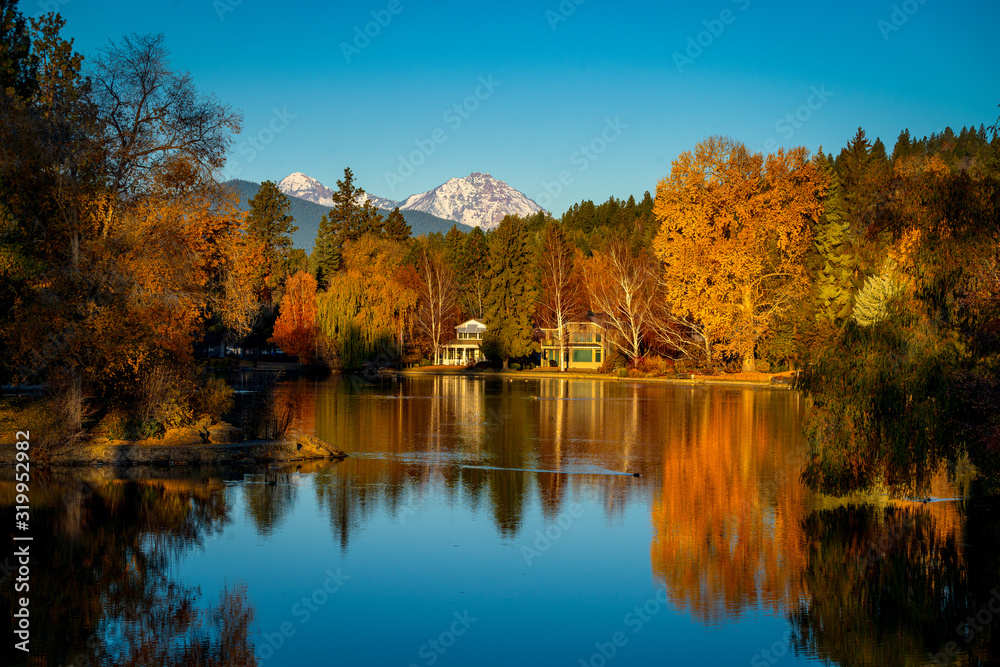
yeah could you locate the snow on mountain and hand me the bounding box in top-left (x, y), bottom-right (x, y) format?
top-left (398, 172), bottom-right (541, 230)
top-left (278, 172), bottom-right (399, 211)
top-left (278, 171), bottom-right (539, 230)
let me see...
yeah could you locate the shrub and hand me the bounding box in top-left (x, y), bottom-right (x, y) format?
top-left (510, 363), bottom-right (522, 371)
top-left (633, 355), bottom-right (671, 376)
top-left (196, 376), bottom-right (234, 423)
top-left (136, 418), bottom-right (164, 440)
top-left (97, 410), bottom-right (131, 440)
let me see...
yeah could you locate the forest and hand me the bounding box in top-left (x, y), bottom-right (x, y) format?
top-left (2, 6), bottom-right (999, 497)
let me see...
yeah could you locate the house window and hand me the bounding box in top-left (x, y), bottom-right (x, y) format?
top-left (572, 349), bottom-right (593, 364)
top-left (596, 351), bottom-right (602, 363)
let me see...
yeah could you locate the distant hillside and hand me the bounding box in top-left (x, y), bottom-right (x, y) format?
top-left (225, 180), bottom-right (470, 253)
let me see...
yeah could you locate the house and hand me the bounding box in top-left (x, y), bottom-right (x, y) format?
top-left (539, 318), bottom-right (607, 370)
top-left (440, 319), bottom-right (487, 366)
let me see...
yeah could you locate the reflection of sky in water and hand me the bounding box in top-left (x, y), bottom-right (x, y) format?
top-left (6, 377), bottom-right (992, 666)
top-left (182, 469), bottom-right (824, 667)
top-left (172, 377), bottom-right (832, 666)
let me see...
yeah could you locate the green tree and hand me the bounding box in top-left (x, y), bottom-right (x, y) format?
top-left (482, 215), bottom-right (536, 369)
top-left (311, 211), bottom-right (341, 289)
top-left (444, 224), bottom-right (464, 268)
top-left (811, 152), bottom-right (856, 325)
top-left (0, 0), bottom-right (37, 98)
top-left (246, 180), bottom-right (297, 298)
top-left (383, 207), bottom-right (411, 242)
top-left (458, 226), bottom-right (489, 319)
top-left (329, 167), bottom-right (383, 242)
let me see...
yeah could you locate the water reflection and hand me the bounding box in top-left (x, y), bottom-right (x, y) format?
top-left (0, 471), bottom-right (258, 666)
top-left (4, 377), bottom-right (998, 666)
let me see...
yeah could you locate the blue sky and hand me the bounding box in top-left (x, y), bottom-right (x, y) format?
top-left (36, 0), bottom-right (1000, 214)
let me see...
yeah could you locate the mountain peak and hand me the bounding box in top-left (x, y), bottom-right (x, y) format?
top-left (400, 172), bottom-right (540, 230)
top-left (276, 171), bottom-right (539, 230)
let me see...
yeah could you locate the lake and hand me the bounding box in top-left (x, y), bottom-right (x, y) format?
top-left (3, 375), bottom-right (999, 666)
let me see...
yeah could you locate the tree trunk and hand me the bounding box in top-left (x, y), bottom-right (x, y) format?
top-left (557, 315), bottom-right (565, 372)
top-left (742, 352), bottom-right (757, 373)
top-left (502, 357), bottom-right (509, 371)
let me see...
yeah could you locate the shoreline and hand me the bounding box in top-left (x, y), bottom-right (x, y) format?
top-left (393, 367), bottom-right (797, 389)
top-left (0, 428), bottom-right (348, 468)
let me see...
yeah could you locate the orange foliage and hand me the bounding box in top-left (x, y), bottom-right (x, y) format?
top-left (653, 138), bottom-right (825, 371)
top-left (270, 271), bottom-right (319, 363)
top-left (649, 390), bottom-right (812, 621)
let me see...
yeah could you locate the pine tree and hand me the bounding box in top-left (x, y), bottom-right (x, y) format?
top-left (482, 215), bottom-right (536, 369)
top-left (444, 224), bottom-right (464, 268)
top-left (383, 207), bottom-right (411, 242)
top-left (459, 226), bottom-right (490, 319)
top-left (246, 180), bottom-right (297, 297)
top-left (312, 211), bottom-right (341, 289)
top-left (329, 167), bottom-right (384, 241)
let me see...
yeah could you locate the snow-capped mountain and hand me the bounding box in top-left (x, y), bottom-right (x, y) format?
top-left (277, 172), bottom-right (399, 211)
top-left (278, 171), bottom-right (539, 230)
top-left (399, 172), bottom-right (541, 230)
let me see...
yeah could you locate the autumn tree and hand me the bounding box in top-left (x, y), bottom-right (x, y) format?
top-left (413, 245), bottom-right (459, 365)
top-left (579, 240), bottom-right (660, 361)
top-left (270, 271), bottom-right (319, 364)
top-left (86, 32), bottom-right (242, 231)
top-left (538, 223), bottom-right (582, 370)
top-left (317, 236), bottom-right (417, 369)
top-left (482, 215), bottom-right (535, 369)
top-left (653, 137), bottom-right (824, 372)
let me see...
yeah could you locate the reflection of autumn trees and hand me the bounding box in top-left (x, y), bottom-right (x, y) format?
top-left (650, 388), bottom-right (813, 622)
top-left (790, 501), bottom-right (997, 666)
top-left (308, 376), bottom-right (706, 543)
top-left (0, 473), bottom-right (256, 666)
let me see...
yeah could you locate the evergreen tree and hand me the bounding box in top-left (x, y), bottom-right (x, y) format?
top-left (812, 153), bottom-right (856, 324)
top-left (444, 224), bottom-right (464, 268)
top-left (383, 207), bottom-right (411, 242)
top-left (0, 0), bottom-right (37, 99)
top-left (482, 215), bottom-right (536, 369)
top-left (312, 211), bottom-right (341, 289)
top-left (459, 226), bottom-right (490, 319)
top-left (329, 167), bottom-right (384, 241)
top-left (246, 180), bottom-right (297, 296)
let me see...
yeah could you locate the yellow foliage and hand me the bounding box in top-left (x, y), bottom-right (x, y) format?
top-left (652, 137), bottom-right (824, 370)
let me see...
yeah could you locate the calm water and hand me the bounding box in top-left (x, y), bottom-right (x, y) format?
top-left (3, 376), bottom-right (999, 666)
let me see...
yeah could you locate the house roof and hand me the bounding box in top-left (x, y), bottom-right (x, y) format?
top-left (455, 319), bottom-right (487, 334)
